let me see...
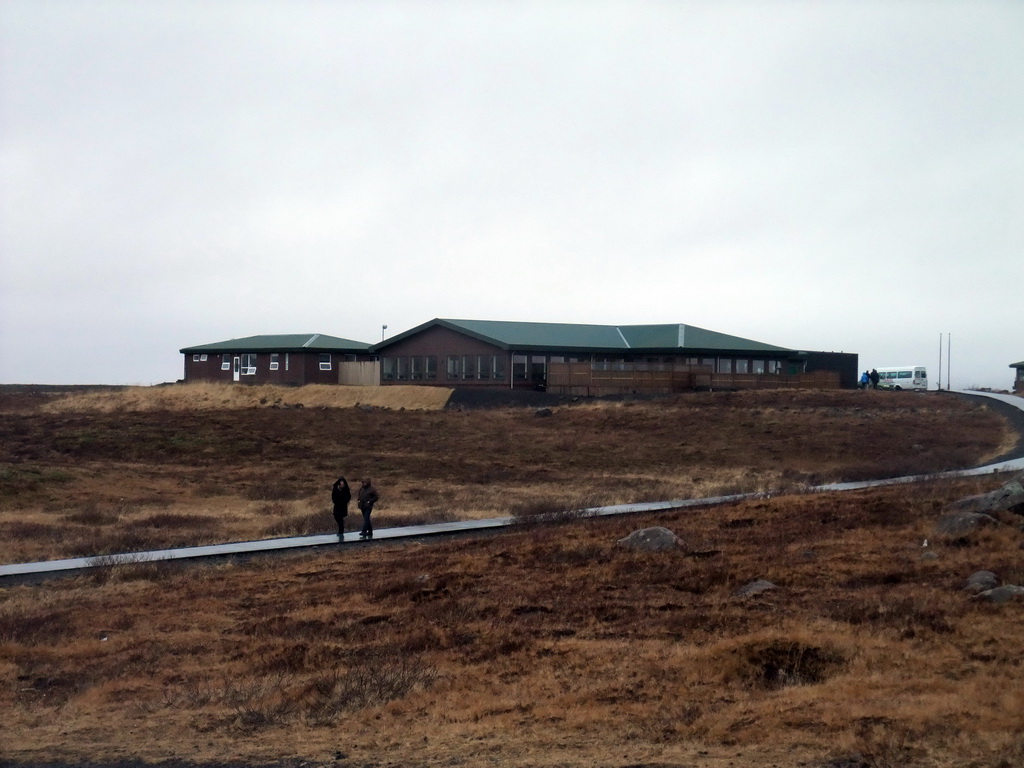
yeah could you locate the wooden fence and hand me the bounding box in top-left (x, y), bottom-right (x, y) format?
top-left (546, 362), bottom-right (840, 396)
top-left (338, 361), bottom-right (380, 387)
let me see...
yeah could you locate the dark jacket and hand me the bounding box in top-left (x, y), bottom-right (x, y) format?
top-left (332, 479), bottom-right (351, 514)
top-left (357, 483), bottom-right (379, 512)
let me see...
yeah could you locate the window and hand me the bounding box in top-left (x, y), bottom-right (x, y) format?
top-left (477, 355), bottom-right (489, 380)
top-left (768, 360), bottom-right (779, 374)
top-left (513, 354), bottom-right (528, 380)
top-left (425, 356), bottom-right (437, 380)
top-left (463, 355), bottom-right (476, 380)
top-left (285, 353), bottom-right (289, 371)
top-left (241, 354), bottom-right (257, 375)
top-left (382, 357), bottom-right (396, 380)
top-left (752, 360), bottom-right (765, 374)
top-left (718, 359), bottom-right (733, 374)
top-left (531, 356), bottom-right (547, 381)
top-left (319, 353), bottom-right (332, 371)
top-left (396, 357), bottom-right (408, 380)
top-left (270, 353), bottom-right (280, 371)
top-left (409, 356), bottom-right (421, 381)
top-left (447, 356), bottom-right (462, 380)
top-left (735, 359), bottom-right (749, 374)
top-left (222, 354), bottom-right (231, 371)
top-left (193, 354), bottom-right (201, 362)
top-left (492, 356), bottom-right (506, 380)
top-left (897, 370), bottom-right (912, 379)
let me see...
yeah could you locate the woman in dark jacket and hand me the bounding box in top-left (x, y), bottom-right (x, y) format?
top-left (331, 477), bottom-right (351, 539)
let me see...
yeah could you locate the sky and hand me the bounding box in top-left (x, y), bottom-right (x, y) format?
top-left (1, 1), bottom-right (1021, 389)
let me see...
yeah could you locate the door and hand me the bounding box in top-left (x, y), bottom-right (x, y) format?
top-left (233, 356), bottom-right (240, 383)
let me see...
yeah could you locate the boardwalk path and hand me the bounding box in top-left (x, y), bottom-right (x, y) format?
top-left (3, 389), bottom-right (1022, 584)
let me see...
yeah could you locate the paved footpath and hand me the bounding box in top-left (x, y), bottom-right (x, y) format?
top-left (3, 389), bottom-right (1022, 583)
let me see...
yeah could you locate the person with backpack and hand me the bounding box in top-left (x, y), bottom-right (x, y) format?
top-left (357, 478), bottom-right (380, 540)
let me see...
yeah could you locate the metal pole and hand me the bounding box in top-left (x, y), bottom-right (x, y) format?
top-left (938, 333), bottom-right (943, 390)
top-left (947, 333), bottom-right (951, 391)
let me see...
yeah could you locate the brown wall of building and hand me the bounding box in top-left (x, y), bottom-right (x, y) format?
top-left (183, 354), bottom-right (233, 383)
top-left (183, 352), bottom-right (370, 386)
top-left (379, 326), bottom-right (510, 387)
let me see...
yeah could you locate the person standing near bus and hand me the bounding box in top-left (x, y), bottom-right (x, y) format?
top-left (870, 369), bottom-right (880, 389)
top-left (859, 370), bottom-right (870, 389)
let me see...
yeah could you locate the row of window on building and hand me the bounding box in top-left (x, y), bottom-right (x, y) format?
top-left (192, 352), bottom-right (341, 374)
top-left (195, 352), bottom-right (788, 380)
top-left (380, 355), bottom-right (785, 381)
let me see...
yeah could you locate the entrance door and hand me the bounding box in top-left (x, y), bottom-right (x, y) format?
top-left (233, 356), bottom-right (240, 382)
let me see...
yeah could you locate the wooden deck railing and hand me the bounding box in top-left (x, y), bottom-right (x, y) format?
top-left (547, 362), bottom-right (840, 396)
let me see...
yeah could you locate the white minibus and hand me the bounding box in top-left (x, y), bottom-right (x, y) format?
top-left (875, 366), bottom-right (928, 391)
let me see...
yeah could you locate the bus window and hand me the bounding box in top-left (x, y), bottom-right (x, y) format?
top-left (897, 370), bottom-right (912, 379)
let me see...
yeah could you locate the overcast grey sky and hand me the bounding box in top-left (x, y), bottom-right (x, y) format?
top-left (1, 1), bottom-right (1021, 389)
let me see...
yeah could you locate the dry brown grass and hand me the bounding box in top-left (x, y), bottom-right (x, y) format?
top-left (0, 385), bottom-right (1011, 565)
top-left (2, 384), bottom-right (1023, 766)
top-left (2, 476), bottom-right (1024, 767)
top-left (37, 382), bottom-right (454, 413)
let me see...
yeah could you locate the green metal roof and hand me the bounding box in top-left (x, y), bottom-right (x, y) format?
top-left (1011, 361), bottom-right (1024, 369)
top-left (377, 319), bottom-right (792, 354)
top-left (180, 334), bottom-right (371, 354)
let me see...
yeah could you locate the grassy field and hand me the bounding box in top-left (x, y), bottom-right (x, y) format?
top-left (2, 384), bottom-right (1023, 767)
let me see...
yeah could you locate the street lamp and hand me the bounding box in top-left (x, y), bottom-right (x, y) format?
top-left (381, 324), bottom-right (388, 341)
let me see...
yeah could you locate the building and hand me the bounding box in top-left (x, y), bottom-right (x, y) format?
top-left (372, 318), bottom-right (858, 393)
top-left (1011, 360), bottom-right (1024, 394)
top-left (180, 334), bottom-right (373, 386)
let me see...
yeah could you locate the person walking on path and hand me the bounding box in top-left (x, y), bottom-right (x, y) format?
top-left (331, 477), bottom-right (351, 540)
top-left (870, 369), bottom-right (880, 390)
top-left (357, 478), bottom-right (380, 539)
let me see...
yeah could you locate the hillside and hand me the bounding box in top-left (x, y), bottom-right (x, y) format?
top-left (2, 385), bottom-right (1023, 767)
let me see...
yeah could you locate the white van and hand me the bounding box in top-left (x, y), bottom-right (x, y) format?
top-left (876, 366), bottom-right (928, 391)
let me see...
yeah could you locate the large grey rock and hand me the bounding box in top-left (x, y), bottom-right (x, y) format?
top-left (964, 570), bottom-right (1000, 594)
top-left (934, 511), bottom-right (999, 537)
top-left (973, 585), bottom-right (1024, 604)
top-left (948, 473), bottom-right (1024, 516)
top-left (734, 579), bottom-right (778, 597)
top-left (616, 526), bottom-right (685, 552)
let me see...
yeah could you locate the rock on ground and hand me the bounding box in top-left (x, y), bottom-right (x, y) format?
top-left (735, 579), bottom-right (778, 597)
top-left (616, 526), bottom-right (686, 552)
top-left (973, 585), bottom-right (1024, 604)
top-left (964, 570), bottom-right (1000, 593)
top-left (933, 511), bottom-right (999, 537)
top-left (948, 472), bottom-right (1024, 516)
